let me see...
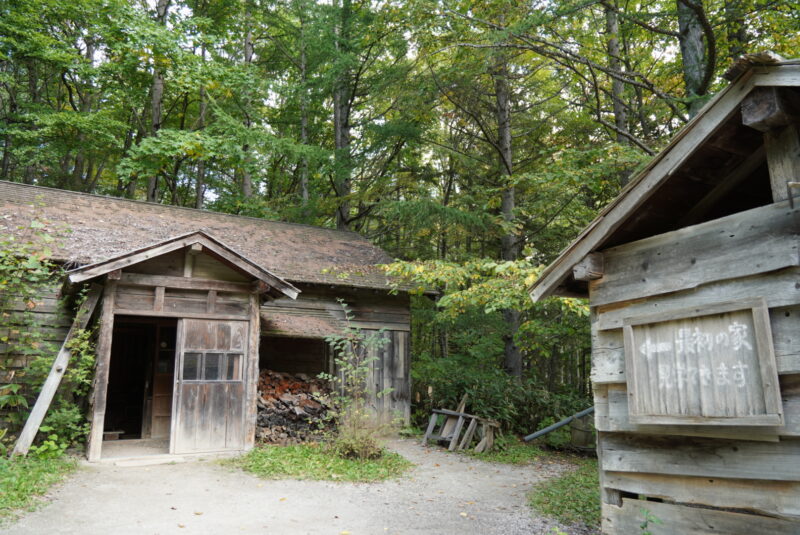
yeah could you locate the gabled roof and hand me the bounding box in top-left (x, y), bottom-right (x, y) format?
top-left (0, 181), bottom-right (398, 291)
top-left (68, 231), bottom-right (300, 299)
top-left (530, 61), bottom-right (800, 302)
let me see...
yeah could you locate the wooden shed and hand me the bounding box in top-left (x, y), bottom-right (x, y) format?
top-left (0, 181), bottom-right (411, 461)
top-left (530, 58), bottom-right (800, 533)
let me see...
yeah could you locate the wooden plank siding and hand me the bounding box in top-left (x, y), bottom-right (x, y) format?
top-left (588, 202), bottom-right (800, 308)
top-left (604, 498), bottom-right (800, 534)
top-left (0, 287), bottom-right (70, 386)
top-left (587, 199), bottom-right (800, 533)
top-left (263, 284), bottom-right (411, 333)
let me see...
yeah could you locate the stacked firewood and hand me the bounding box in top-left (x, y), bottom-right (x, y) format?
top-left (255, 369), bottom-right (335, 444)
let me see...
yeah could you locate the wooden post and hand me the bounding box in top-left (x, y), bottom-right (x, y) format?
top-left (741, 87), bottom-right (800, 202)
top-left (765, 126), bottom-right (800, 202)
top-left (86, 279), bottom-right (117, 462)
top-left (12, 285), bottom-right (103, 456)
top-left (244, 292), bottom-right (260, 450)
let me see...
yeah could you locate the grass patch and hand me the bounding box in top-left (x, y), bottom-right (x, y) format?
top-left (528, 457), bottom-right (600, 527)
top-left (465, 439), bottom-right (546, 465)
top-left (0, 454), bottom-right (77, 520)
top-left (228, 443), bottom-right (413, 482)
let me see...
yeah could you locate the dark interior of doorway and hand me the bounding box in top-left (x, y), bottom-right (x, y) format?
top-left (104, 317), bottom-right (177, 441)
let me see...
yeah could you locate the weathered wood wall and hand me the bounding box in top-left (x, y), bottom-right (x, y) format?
top-left (261, 284), bottom-right (411, 424)
top-left (0, 284), bottom-right (70, 422)
top-left (590, 202), bottom-right (800, 533)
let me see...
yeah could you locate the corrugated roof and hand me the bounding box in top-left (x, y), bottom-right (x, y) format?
top-left (0, 181), bottom-right (398, 290)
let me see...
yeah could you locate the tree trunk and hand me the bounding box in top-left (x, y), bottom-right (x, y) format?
top-left (240, 4), bottom-right (254, 199)
top-left (333, 0), bottom-right (353, 230)
top-left (494, 59), bottom-right (523, 379)
top-left (605, 2), bottom-right (628, 145)
top-left (724, 0), bottom-right (747, 61)
top-left (147, 0), bottom-right (170, 202)
top-left (195, 47), bottom-right (208, 209)
top-left (299, 15), bottom-right (310, 211)
top-left (677, 0), bottom-right (706, 117)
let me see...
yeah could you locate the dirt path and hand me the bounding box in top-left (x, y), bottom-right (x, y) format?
top-left (4, 438), bottom-right (596, 535)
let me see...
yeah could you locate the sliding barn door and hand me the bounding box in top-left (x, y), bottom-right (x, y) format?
top-left (171, 319), bottom-right (248, 454)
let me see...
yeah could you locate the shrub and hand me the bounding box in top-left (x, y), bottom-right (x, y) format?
top-left (320, 300), bottom-right (393, 460)
top-left (411, 350), bottom-right (589, 437)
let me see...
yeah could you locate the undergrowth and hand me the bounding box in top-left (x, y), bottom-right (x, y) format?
top-left (463, 436), bottom-right (547, 465)
top-left (0, 454), bottom-right (76, 520)
top-left (228, 443), bottom-right (412, 482)
top-left (528, 457), bottom-right (600, 527)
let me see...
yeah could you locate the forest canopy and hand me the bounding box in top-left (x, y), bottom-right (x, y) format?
top-left (1, 0), bottom-right (797, 429)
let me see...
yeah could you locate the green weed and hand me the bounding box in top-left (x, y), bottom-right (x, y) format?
top-left (528, 457), bottom-right (600, 527)
top-left (463, 437), bottom-right (546, 465)
top-left (0, 454), bottom-right (76, 519)
top-left (228, 443), bottom-right (412, 482)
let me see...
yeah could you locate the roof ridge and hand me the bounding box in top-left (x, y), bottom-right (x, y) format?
top-left (0, 180), bottom-right (368, 241)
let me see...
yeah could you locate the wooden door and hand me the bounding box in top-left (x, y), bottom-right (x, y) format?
top-left (171, 319), bottom-right (248, 453)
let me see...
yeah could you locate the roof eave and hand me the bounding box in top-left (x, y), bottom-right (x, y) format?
top-left (529, 63), bottom-right (800, 303)
top-left (68, 231), bottom-right (300, 299)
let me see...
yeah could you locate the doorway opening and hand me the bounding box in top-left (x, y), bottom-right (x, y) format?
top-left (102, 317), bottom-right (177, 458)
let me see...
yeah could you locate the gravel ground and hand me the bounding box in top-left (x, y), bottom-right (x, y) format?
top-left (4, 438), bottom-right (599, 535)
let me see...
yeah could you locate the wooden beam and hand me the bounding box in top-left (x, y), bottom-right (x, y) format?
top-left (206, 290), bottom-right (217, 314)
top-left (154, 286), bottom-right (165, 312)
top-left (244, 292), bottom-right (260, 450)
top-left (183, 249), bottom-right (195, 278)
top-left (741, 87), bottom-right (800, 133)
top-left (68, 232), bottom-right (299, 300)
top-left (11, 284), bottom-right (103, 456)
top-left (765, 124), bottom-right (800, 202)
top-left (86, 279), bottom-right (117, 462)
top-left (678, 145), bottom-right (766, 227)
top-left (119, 272), bottom-right (252, 293)
top-left (572, 253), bottom-right (604, 281)
top-left (112, 308), bottom-right (248, 321)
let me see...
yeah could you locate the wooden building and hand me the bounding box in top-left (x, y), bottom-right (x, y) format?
top-left (530, 57), bottom-right (800, 533)
top-left (0, 180), bottom-right (411, 461)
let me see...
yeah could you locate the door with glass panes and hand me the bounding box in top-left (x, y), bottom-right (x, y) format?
top-left (171, 319), bottom-right (248, 453)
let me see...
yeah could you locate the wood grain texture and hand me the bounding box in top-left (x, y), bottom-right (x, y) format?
top-left (172, 318), bottom-right (249, 454)
top-left (604, 498), bottom-right (800, 534)
top-left (596, 268), bottom-right (800, 331)
top-left (623, 299), bottom-right (783, 425)
top-left (12, 285), bottom-right (102, 456)
top-left (604, 471), bottom-right (800, 519)
top-left (593, 382), bottom-right (800, 440)
top-left (589, 202), bottom-right (800, 307)
top-left (593, 303), bottom-right (800, 384)
top-left (86, 279), bottom-right (117, 462)
top-left (601, 433), bottom-right (800, 481)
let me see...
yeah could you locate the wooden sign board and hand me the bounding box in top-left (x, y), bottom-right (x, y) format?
top-left (623, 298), bottom-right (783, 426)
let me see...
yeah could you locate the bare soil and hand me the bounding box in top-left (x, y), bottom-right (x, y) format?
top-left (4, 438), bottom-right (598, 535)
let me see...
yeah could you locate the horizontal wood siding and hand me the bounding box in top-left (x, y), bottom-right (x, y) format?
top-left (260, 285), bottom-right (411, 425)
top-left (589, 203), bottom-right (800, 307)
top-left (0, 287), bottom-right (70, 385)
top-left (263, 284), bottom-right (411, 333)
top-left (591, 205), bottom-right (800, 533)
top-left (604, 498), bottom-right (800, 534)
